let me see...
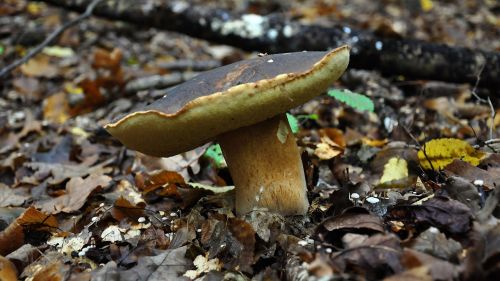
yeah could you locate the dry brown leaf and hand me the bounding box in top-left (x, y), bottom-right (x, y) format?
top-left (444, 159), bottom-right (499, 191)
top-left (20, 55), bottom-right (59, 78)
top-left (0, 183), bottom-right (29, 207)
top-left (12, 76), bottom-right (42, 101)
top-left (319, 128), bottom-right (346, 148)
top-left (37, 174), bottom-right (112, 214)
top-left (0, 255), bottom-right (18, 281)
top-left (0, 207), bottom-right (57, 256)
top-left (316, 207), bottom-right (385, 245)
top-left (111, 196), bottom-right (145, 221)
top-left (43, 92), bottom-right (71, 124)
top-left (31, 261), bottom-right (68, 281)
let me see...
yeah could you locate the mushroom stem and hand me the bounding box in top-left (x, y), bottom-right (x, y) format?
top-left (218, 114), bottom-right (309, 216)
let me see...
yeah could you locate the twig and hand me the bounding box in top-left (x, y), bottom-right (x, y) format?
top-left (0, 0), bottom-right (102, 79)
top-left (470, 61), bottom-right (496, 140)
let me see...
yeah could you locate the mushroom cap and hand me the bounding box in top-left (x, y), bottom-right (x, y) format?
top-left (105, 45), bottom-right (349, 157)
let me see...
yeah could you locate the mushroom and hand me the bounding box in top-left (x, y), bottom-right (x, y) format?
top-left (105, 45), bottom-right (349, 216)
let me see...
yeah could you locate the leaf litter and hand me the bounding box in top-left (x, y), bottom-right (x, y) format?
top-left (0, 0), bottom-right (498, 280)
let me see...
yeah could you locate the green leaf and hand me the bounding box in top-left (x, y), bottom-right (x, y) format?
top-left (286, 113), bottom-right (299, 134)
top-left (204, 143), bottom-right (226, 168)
top-left (287, 113), bottom-right (319, 133)
top-left (327, 89), bottom-right (374, 112)
top-left (297, 113), bottom-right (319, 120)
top-left (0, 45), bottom-right (4, 55)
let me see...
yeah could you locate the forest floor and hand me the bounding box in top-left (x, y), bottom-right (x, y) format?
top-left (0, 0), bottom-right (499, 280)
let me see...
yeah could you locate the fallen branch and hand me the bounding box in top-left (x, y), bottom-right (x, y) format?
top-left (0, 0), bottom-right (102, 79)
top-left (38, 0), bottom-right (500, 89)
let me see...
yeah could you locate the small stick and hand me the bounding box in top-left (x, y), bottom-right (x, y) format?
top-left (470, 62), bottom-right (496, 140)
top-left (0, 0), bottom-right (102, 79)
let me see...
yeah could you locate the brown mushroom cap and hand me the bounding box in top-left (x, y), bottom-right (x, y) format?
top-left (105, 45), bottom-right (349, 157)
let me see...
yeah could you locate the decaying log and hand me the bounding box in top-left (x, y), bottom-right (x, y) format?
top-left (39, 0), bottom-right (500, 89)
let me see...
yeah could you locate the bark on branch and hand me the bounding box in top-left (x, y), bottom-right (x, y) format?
top-left (39, 0), bottom-right (500, 89)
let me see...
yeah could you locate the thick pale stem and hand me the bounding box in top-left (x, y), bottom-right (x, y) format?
top-left (218, 114), bottom-right (309, 216)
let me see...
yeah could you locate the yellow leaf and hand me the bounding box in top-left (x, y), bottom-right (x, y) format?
top-left (43, 46), bottom-right (75, 58)
top-left (27, 2), bottom-right (43, 15)
top-left (380, 157), bottom-right (408, 184)
top-left (64, 83), bottom-right (84, 95)
top-left (418, 138), bottom-right (484, 170)
top-left (420, 0), bottom-right (433, 12)
top-left (362, 138), bottom-right (388, 147)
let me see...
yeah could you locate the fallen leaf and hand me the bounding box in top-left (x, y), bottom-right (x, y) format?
top-left (29, 260), bottom-right (69, 281)
top-left (386, 197), bottom-right (472, 236)
top-left (400, 249), bottom-right (459, 281)
top-left (120, 246), bottom-right (190, 280)
top-left (380, 157), bottom-right (409, 184)
top-left (314, 132), bottom-right (344, 160)
top-left (33, 135), bottom-right (73, 163)
top-left (443, 175), bottom-right (481, 214)
top-left (316, 207), bottom-right (385, 246)
top-left (37, 174), bottom-right (112, 214)
top-left (20, 54), bottom-right (59, 78)
top-left (201, 214), bottom-right (255, 273)
top-left (418, 138), bottom-right (485, 170)
top-left (444, 159), bottom-right (499, 191)
top-left (184, 255), bottom-right (222, 279)
top-left (42, 92), bottom-right (71, 124)
top-left (0, 255), bottom-right (17, 281)
top-left (0, 207), bottom-right (57, 256)
top-left (111, 196), bottom-right (145, 222)
top-left (12, 76), bottom-right (42, 101)
top-left (329, 234), bottom-right (403, 278)
top-left (314, 142), bottom-right (343, 160)
top-left (362, 138), bottom-right (388, 147)
top-left (0, 183), bottom-right (29, 207)
top-left (42, 46), bottom-right (75, 58)
top-left (25, 157), bottom-right (113, 185)
top-left (410, 227), bottom-right (462, 261)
